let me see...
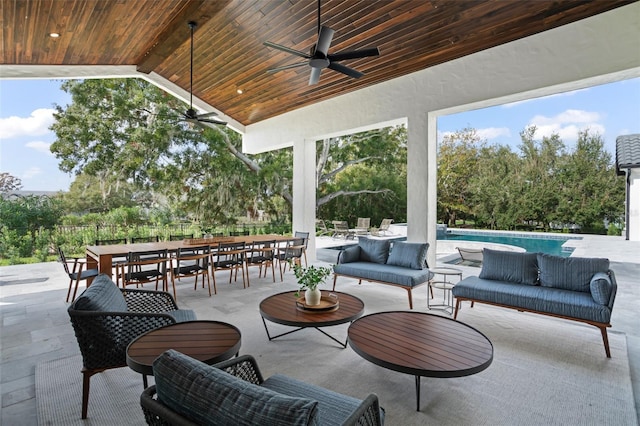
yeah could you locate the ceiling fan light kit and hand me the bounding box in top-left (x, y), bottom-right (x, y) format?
top-left (264, 0), bottom-right (380, 85)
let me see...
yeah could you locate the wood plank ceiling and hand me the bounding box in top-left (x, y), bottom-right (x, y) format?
top-left (1, 0), bottom-right (634, 126)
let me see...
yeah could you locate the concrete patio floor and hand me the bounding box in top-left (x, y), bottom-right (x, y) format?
top-left (1, 236), bottom-right (639, 425)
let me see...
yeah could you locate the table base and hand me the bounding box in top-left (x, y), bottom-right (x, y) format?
top-left (261, 317), bottom-right (349, 348)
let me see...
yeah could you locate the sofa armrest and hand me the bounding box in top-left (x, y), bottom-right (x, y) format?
top-left (121, 288), bottom-right (180, 313)
top-left (141, 385), bottom-right (198, 426)
top-left (342, 393), bottom-right (384, 426)
top-left (212, 354), bottom-right (264, 385)
top-left (338, 245), bottom-right (361, 264)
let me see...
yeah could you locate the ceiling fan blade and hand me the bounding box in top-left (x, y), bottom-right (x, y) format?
top-left (328, 62), bottom-right (364, 79)
top-left (315, 26), bottom-right (335, 56)
top-left (328, 47), bottom-right (380, 62)
top-left (197, 111), bottom-right (219, 119)
top-left (267, 62), bottom-right (308, 73)
top-left (264, 41), bottom-right (310, 59)
top-left (200, 118), bottom-right (227, 126)
top-left (309, 67), bottom-right (322, 85)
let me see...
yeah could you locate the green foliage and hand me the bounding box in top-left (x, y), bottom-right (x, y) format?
top-left (292, 264), bottom-right (333, 295)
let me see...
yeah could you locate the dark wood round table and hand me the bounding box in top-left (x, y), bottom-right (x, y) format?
top-left (126, 320), bottom-right (241, 387)
top-left (348, 311), bottom-right (493, 411)
top-left (259, 290), bottom-right (364, 348)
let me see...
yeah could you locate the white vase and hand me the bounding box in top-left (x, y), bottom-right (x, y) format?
top-left (304, 288), bottom-right (322, 306)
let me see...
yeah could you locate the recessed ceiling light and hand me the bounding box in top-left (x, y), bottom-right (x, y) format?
top-left (237, 89), bottom-right (243, 94)
top-left (49, 32), bottom-right (60, 38)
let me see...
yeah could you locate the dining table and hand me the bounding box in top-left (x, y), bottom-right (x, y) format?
top-left (85, 234), bottom-right (295, 279)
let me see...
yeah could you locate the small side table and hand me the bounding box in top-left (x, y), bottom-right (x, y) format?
top-left (428, 267), bottom-right (463, 315)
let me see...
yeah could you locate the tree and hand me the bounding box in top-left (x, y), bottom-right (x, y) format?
top-left (60, 173), bottom-right (140, 214)
top-left (316, 126), bottom-right (408, 225)
top-left (555, 129), bottom-right (624, 233)
top-left (51, 78), bottom-right (409, 226)
top-left (437, 128), bottom-right (485, 226)
top-left (0, 172), bottom-right (22, 193)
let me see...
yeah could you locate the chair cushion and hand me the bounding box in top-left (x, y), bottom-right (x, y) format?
top-left (387, 241), bottom-right (428, 270)
top-left (334, 262), bottom-right (433, 288)
top-left (73, 274), bottom-right (128, 312)
top-left (262, 374), bottom-right (366, 425)
top-left (590, 272), bottom-right (613, 305)
top-left (479, 249), bottom-right (539, 285)
top-left (358, 238), bottom-right (390, 264)
top-left (166, 310), bottom-right (197, 323)
top-left (538, 253), bottom-right (610, 292)
top-left (153, 350), bottom-right (318, 426)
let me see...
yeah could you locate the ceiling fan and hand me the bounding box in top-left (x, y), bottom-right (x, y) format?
top-left (179, 21), bottom-right (226, 126)
top-left (264, 0), bottom-right (380, 85)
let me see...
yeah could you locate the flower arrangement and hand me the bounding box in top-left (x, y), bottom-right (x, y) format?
top-left (292, 263), bottom-right (333, 297)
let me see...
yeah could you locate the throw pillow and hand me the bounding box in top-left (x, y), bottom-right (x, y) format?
top-left (357, 237), bottom-right (390, 264)
top-left (590, 272), bottom-right (613, 305)
top-left (386, 241), bottom-right (429, 270)
top-left (154, 350), bottom-right (318, 426)
top-left (73, 274), bottom-right (127, 312)
top-left (538, 253), bottom-right (609, 292)
top-left (478, 249), bottom-right (539, 285)
top-left (338, 245), bottom-right (360, 264)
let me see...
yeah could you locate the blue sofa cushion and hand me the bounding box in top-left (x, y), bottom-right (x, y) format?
top-left (538, 254), bottom-right (609, 292)
top-left (358, 238), bottom-right (390, 264)
top-left (153, 350), bottom-right (318, 426)
top-left (478, 249), bottom-right (539, 285)
top-left (387, 242), bottom-right (429, 270)
top-left (452, 276), bottom-right (612, 323)
top-left (262, 374), bottom-right (383, 425)
top-left (590, 272), bottom-right (613, 305)
top-left (73, 274), bottom-right (128, 312)
top-left (334, 262), bottom-right (433, 288)
top-left (339, 245), bottom-right (361, 264)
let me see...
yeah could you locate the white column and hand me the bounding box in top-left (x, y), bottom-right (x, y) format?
top-left (628, 170), bottom-right (640, 241)
top-left (406, 113), bottom-right (438, 268)
top-left (292, 139), bottom-right (317, 261)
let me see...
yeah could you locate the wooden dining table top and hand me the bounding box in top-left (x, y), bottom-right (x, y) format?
top-left (86, 234), bottom-right (296, 276)
top-left (86, 234), bottom-right (294, 256)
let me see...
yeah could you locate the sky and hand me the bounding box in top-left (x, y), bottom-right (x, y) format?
top-left (1, 77), bottom-right (639, 192)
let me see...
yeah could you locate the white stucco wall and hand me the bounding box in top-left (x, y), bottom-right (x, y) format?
top-left (629, 169), bottom-right (640, 241)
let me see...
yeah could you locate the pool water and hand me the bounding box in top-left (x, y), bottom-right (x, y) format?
top-left (440, 233), bottom-right (574, 257)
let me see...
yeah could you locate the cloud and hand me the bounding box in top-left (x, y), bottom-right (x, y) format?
top-left (22, 167), bottom-right (43, 179)
top-left (476, 127), bottom-right (511, 140)
top-left (26, 140), bottom-right (53, 155)
top-left (437, 127), bottom-right (510, 143)
top-left (527, 109), bottom-right (605, 142)
top-left (0, 108), bottom-right (55, 139)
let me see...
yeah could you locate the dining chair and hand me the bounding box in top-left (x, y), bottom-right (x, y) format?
top-left (245, 240), bottom-right (278, 284)
top-left (212, 242), bottom-right (248, 288)
top-left (58, 247), bottom-right (100, 303)
top-left (294, 231), bottom-right (309, 267)
top-left (230, 230), bottom-right (250, 236)
top-left (130, 236), bottom-right (160, 243)
top-left (95, 238), bottom-right (128, 245)
top-left (118, 249), bottom-right (170, 294)
top-left (94, 238), bottom-right (129, 276)
top-left (276, 237), bottom-right (306, 276)
top-left (169, 234), bottom-right (194, 241)
top-left (170, 245), bottom-right (213, 297)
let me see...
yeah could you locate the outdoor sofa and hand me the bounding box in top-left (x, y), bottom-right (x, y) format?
top-left (141, 349), bottom-right (384, 425)
top-left (333, 237), bottom-right (433, 309)
top-left (452, 248), bottom-right (617, 357)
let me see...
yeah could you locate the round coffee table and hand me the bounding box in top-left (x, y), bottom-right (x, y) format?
top-left (126, 320), bottom-right (241, 387)
top-left (259, 290), bottom-right (364, 348)
top-left (348, 311), bottom-right (493, 411)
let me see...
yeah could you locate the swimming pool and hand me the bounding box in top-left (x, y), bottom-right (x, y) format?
top-left (440, 231), bottom-right (578, 257)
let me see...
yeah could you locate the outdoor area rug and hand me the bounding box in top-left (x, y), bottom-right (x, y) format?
top-left (36, 281), bottom-right (636, 426)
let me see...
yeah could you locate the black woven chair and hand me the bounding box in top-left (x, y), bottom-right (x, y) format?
top-left (68, 274), bottom-right (196, 419)
top-left (245, 240), bottom-right (277, 284)
top-left (169, 234), bottom-right (194, 241)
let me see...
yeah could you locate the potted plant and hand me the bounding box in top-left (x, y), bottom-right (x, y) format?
top-left (292, 263), bottom-right (333, 306)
